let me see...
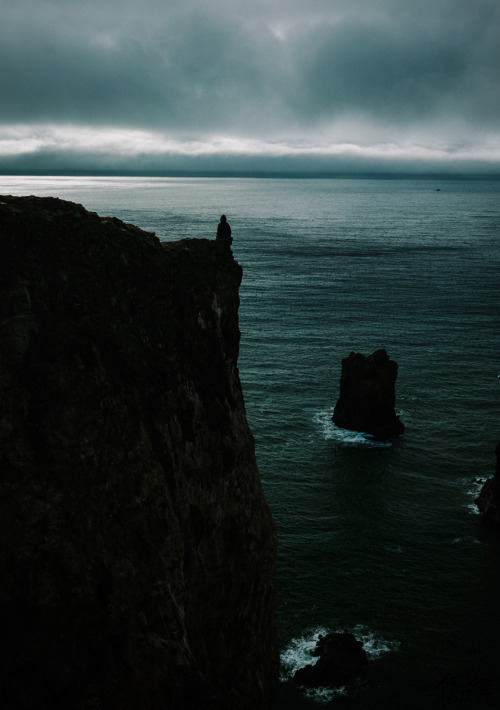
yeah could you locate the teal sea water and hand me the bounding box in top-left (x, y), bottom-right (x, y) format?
top-left (2, 175), bottom-right (500, 708)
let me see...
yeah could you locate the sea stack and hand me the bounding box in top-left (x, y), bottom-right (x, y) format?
top-left (332, 349), bottom-right (404, 439)
top-left (475, 443), bottom-right (500, 528)
top-left (293, 632), bottom-right (368, 689)
top-left (0, 196), bottom-right (278, 710)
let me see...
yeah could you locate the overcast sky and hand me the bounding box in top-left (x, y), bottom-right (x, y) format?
top-left (1, 0), bottom-right (499, 174)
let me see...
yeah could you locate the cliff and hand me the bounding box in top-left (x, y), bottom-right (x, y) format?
top-left (476, 443), bottom-right (500, 528)
top-left (0, 196), bottom-right (278, 709)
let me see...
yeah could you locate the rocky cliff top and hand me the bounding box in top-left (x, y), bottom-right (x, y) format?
top-left (0, 195), bottom-right (277, 709)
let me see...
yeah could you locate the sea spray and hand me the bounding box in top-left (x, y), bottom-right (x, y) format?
top-left (314, 408), bottom-right (392, 447)
top-left (281, 625), bottom-right (400, 703)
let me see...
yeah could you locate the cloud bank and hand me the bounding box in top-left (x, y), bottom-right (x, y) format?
top-left (1, 0), bottom-right (499, 174)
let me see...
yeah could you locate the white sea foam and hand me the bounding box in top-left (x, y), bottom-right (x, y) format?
top-left (280, 626), bottom-right (328, 682)
top-left (313, 409), bottom-right (392, 447)
top-left (452, 536), bottom-right (484, 545)
top-left (302, 685), bottom-right (347, 703)
top-left (280, 624), bottom-right (400, 703)
top-left (468, 501), bottom-right (480, 516)
top-left (351, 624), bottom-right (401, 659)
top-left (463, 477), bottom-right (485, 516)
top-left (280, 627), bottom-right (347, 703)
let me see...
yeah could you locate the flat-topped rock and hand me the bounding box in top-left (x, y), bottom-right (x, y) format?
top-left (332, 349), bottom-right (404, 439)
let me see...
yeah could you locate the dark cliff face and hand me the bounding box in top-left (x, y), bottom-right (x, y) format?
top-left (0, 196), bottom-right (278, 709)
top-left (476, 443), bottom-right (500, 529)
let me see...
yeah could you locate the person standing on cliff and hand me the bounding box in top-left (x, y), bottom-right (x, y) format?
top-left (216, 214), bottom-right (232, 245)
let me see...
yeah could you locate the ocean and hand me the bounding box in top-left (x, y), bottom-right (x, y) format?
top-left (1, 175), bottom-right (499, 708)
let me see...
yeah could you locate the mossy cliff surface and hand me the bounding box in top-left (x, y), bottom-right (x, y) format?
top-left (0, 196), bottom-right (278, 709)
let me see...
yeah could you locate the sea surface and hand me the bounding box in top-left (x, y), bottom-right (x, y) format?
top-left (2, 175), bottom-right (500, 708)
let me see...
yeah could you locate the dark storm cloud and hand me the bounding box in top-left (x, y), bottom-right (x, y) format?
top-left (1, 0), bottom-right (499, 172)
top-left (0, 0), bottom-right (287, 132)
top-left (284, 0), bottom-right (500, 131)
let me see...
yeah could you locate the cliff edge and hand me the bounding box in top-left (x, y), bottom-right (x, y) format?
top-left (0, 196), bottom-right (278, 709)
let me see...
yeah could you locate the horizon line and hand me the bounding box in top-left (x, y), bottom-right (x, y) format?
top-left (2, 169), bottom-right (499, 181)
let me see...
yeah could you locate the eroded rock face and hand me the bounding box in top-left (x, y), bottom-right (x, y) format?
top-left (0, 196), bottom-right (278, 709)
top-left (476, 443), bottom-right (500, 528)
top-left (294, 633), bottom-right (368, 689)
top-left (332, 349), bottom-right (405, 440)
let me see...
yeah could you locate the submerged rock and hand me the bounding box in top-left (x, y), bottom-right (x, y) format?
top-left (0, 196), bottom-right (277, 710)
top-left (294, 632), bottom-right (368, 689)
top-left (475, 443), bottom-right (500, 528)
top-left (332, 349), bottom-right (405, 439)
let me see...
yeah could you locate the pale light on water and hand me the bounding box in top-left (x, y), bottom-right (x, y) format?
top-left (2, 175), bottom-right (500, 708)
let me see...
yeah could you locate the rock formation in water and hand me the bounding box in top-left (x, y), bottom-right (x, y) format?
top-left (0, 196), bottom-right (278, 709)
top-left (332, 349), bottom-right (404, 439)
top-left (475, 443), bottom-right (500, 528)
top-left (293, 632), bottom-right (368, 689)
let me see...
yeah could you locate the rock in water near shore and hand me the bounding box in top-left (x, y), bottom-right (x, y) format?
top-left (294, 632), bottom-right (368, 689)
top-left (0, 196), bottom-right (277, 710)
top-left (476, 443), bottom-right (500, 528)
top-left (332, 349), bottom-right (405, 440)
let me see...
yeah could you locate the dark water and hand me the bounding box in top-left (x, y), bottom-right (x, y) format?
top-left (2, 176), bottom-right (500, 708)
top-left (231, 178), bottom-right (500, 709)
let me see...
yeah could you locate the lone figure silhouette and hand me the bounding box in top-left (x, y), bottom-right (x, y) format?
top-left (216, 214), bottom-right (232, 244)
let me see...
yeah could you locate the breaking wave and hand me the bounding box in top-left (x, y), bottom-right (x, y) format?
top-left (280, 624), bottom-right (400, 703)
top-left (314, 409), bottom-right (392, 447)
top-left (464, 476), bottom-right (486, 516)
